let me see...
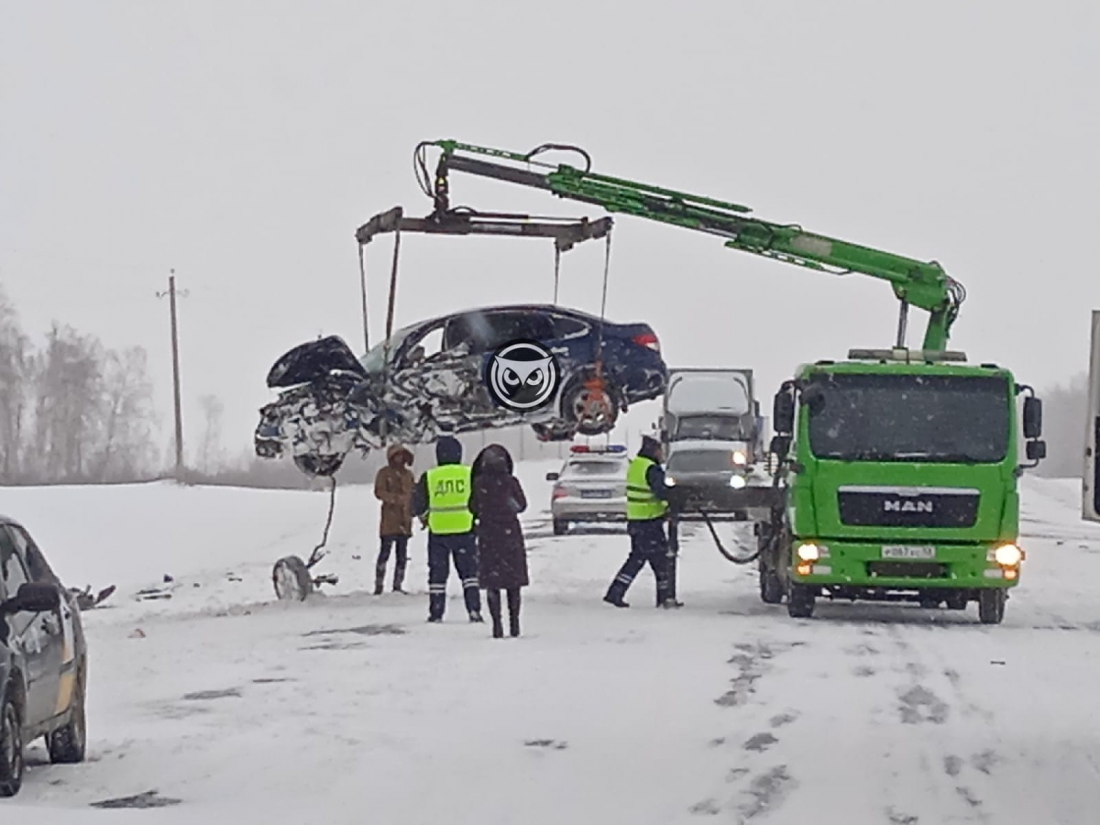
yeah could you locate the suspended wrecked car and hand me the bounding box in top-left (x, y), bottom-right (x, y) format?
top-left (254, 303), bottom-right (668, 476)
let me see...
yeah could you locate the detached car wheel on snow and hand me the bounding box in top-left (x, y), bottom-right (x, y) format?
top-left (273, 555), bottom-right (314, 601)
top-left (978, 588), bottom-right (1006, 624)
top-left (48, 668), bottom-right (87, 764)
top-left (0, 693), bottom-right (24, 797)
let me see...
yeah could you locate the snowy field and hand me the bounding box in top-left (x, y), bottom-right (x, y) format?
top-left (3, 464), bottom-right (1100, 824)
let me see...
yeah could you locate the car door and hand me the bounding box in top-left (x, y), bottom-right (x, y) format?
top-left (0, 528), bottom-right (57, 727)
top-left (438, 310), bottom-right (531, 421)
top-left (9, 526), bottom-right (73, 719)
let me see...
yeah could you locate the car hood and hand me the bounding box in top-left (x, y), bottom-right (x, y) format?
top-left (267, 336), bottom-right (368, 388)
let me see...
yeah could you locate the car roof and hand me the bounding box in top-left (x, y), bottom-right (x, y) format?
top-left (422, 303), bottom-right (605, 329)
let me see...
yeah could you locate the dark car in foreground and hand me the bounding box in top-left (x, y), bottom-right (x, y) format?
top-left (1, 516), bottom-right (88, 796)
top-left (255, 304), bottom-right (667, 476)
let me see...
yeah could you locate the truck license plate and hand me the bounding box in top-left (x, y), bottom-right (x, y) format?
top-left (881, 545), bottom-right (936, 560)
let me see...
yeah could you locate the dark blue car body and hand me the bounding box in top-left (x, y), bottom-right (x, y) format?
top-left (255, 304), bottom-right (668, 475)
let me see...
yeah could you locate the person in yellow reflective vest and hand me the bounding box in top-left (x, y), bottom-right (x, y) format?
top-left (411, 435), bottom-right (484, 623)
top-left (604, 435), bottom-right (682, 609)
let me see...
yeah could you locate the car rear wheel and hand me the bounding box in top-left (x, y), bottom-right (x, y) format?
top-left (561, 374), bottom-right (618, 436)
top-left (0, 693), bottom-right (24, 797)
top-left (48, 668), bottom-right (87, 764)
top-left (977, 589), bottom-right (1006, 624)
top-left (553, 520), bottom-right (569, 536)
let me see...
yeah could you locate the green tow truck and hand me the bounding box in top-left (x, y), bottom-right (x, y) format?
top-left (401, 139), bottom-right (1048, 623)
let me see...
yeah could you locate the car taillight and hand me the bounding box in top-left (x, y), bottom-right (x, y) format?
top-left (552, 486), bottom-right (568, 499)
top-left (632, 331), bottom-right (660, 352)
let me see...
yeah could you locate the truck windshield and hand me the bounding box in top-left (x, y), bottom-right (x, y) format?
top-left (806, 373), bottom-right (1010, 463)
top-left (668, 450), bottom-right (736, 473)
top-left (676, 415), bottom-right (745, 440)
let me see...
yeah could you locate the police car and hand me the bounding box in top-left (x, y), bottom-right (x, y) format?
top-left (0, 515), bottom-right (88, 797)
top-left (546, 445), bottom-right (629, 535)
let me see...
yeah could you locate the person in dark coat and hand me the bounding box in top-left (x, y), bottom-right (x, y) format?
top-left (470, 443), bottom-right (529, 638)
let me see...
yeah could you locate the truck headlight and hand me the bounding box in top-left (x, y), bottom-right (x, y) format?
top-left (729, 474), bottom-right (747, 489)
top-left (994, 543), bottom-right (1023, 567)
top-left (665, 474), bottom-right (677, 487)
top-left (732, 450), bottom-right (747, 466)
top-left (796, 543), bottom-right (822, 562)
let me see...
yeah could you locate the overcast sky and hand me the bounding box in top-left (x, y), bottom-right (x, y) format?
top-left (2, 1), bottom-right (1097, 458)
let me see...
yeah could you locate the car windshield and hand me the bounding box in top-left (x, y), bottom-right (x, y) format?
top-left (667, 450), bottom-right (735, 473)
top-left (806, 373), bottom-right (1010, 463)
top-left (563, 460), bottom-right (624, 477)
top-left (675, 415), bottom-right (745, 440)
top-left (359, 324), bottom-right (420, 374)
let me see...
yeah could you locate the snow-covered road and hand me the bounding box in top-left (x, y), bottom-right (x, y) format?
top-left (4, 467), bottom-right (1100, 823)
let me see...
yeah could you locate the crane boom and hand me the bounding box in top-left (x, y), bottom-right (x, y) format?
top-left (417, 139), bottom-right (966, 351)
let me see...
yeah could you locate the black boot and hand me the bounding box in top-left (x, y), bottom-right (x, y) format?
top-left (374, 570), bottom-right (385, 596)
top-left (393, 562), bottom-right (407, 593)
top-left (487, 590), bottom-right (504, 638)
top-left (507, 589), bottom-right (521, 637)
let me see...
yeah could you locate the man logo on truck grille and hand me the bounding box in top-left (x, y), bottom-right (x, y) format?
top-left (884, 499), bottom-right (934, 513)
top-left (486, 339), bottom-right (561, 413)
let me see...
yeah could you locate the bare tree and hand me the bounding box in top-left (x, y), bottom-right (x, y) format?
top-left (0, 287), bottom-right (32, 481)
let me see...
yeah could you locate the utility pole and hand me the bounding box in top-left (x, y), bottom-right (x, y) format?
top-left (156, 270), bottom-right (188, 480)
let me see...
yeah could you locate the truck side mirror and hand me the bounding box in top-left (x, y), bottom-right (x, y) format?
top-left (770, 434), bottom-right (790, 458)
top-left (1026, 440), bottom-right (1046, 462)
top-left (1023, 397), bottom-right (1043, 440)
top-left (773, 391), bottom-right (795, 435)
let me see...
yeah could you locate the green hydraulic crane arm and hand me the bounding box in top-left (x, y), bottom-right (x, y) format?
top-left (417, 139), bottom-right (966, 351)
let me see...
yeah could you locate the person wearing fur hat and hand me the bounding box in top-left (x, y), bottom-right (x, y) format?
top-left (411, 435), bottom-right (484, 623)
top-left (604, 434), bottom-right (682, 609)
top-left (372, 443), bottom-right (415, 594)
top-left (470, 443), bottom-right (529, 638)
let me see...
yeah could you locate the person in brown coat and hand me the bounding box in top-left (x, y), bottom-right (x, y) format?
top-left (470, 443), bottom-right (529, 638)
top-left (373, 443), bottom-right (415, 594)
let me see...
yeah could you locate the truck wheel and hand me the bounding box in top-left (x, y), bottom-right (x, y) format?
top-left (273, 555), bottom-right (313, 601)
top-left (553, 519), bottom-right (569, 536)
top-left (759, 569), bottom-right (784, 604)
top-left (945, 591), bottom-right (968, 610)
top-left (48, 668), bottom-right (87, 764)
top-left (0, 693), bottom-right (24, 797)
top-left (978, 589), bottom-right (1006, 624)
top-left (787, 584), bottom-right (815, 618)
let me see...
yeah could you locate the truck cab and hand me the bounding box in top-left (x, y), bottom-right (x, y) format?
top-left (764, 348), bottom-right (1046, 624)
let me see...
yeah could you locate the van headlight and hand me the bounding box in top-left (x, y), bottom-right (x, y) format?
top-left (732, 450), bottom-right (747, 466)
top-left (729, 474), bottom-right (747, 489)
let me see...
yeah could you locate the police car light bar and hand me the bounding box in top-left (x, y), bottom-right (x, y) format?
top-left (570, 444), bottom-right (627, 454)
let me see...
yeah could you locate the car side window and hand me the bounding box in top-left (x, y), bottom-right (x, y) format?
top-left (551, 314), bottom-right (589, 340)
top-left (0, 528), bottom-right (29, 601)
top-left (9, 526), bottom-right (57, 585)
top-left (398, 323), bottom-right (446, 368)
